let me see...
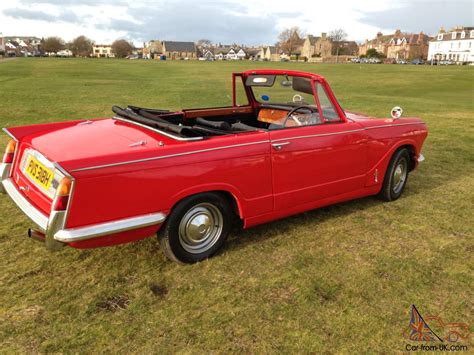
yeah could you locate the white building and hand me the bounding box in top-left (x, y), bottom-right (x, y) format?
top-left (428, 26), bottom-right (474, 63)
top-left (92, 44), bottom-right (114, 58)
top-left (0, 33), bottom-right (4, 53)
top-left (226, 48), bottom-right (246, 60)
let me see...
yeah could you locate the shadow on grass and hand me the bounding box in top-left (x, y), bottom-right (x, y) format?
top-left (225, 194), bottom-right (381, 253)
top-left (223, 158), bottom-right (469, 255)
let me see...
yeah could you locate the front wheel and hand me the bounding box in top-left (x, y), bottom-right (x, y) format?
top-left (378, 148), bottom-right (410, 201)
top-left (158, 193), bottom-right (232, 263)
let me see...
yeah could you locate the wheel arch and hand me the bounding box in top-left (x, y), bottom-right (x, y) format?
top-left (394, 143), bottom-right (417, 171)
top-left (168, 184), bottom-right (244, 220)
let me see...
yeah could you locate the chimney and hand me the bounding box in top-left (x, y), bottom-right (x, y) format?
top-left (376, 32), bottom-right (383, 38)
top-left (395, 29), bottom-right (401, 36)
top-left (321, 32), bottom-right (327, 40)
top-left (439, 26), bottom-right (445, 33)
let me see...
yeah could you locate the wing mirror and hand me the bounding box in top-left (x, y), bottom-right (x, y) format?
top-left (391, 106), bottom-right (403, 119)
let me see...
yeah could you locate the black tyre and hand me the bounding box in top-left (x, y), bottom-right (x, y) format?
top-left (158, 193), bottom-right (232, 263)
top-left (378, 148), bottom-right (410, 201)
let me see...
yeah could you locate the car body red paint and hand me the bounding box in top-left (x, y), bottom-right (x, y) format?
top-left (0, 70), bottom-right (428, 250)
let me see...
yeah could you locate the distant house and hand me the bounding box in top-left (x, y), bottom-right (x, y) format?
top-left (359, 29), bottom-right (430, 60)
top-left (202, 49), bottom-right (214, 60)
top-left (0, 33), bottom-right (5, 54)
top-left (245, 48), bottom-right (261, 60)
top-left (332, 41), bottom-right (359, 56)
top-left (92, 44), bottom-right (114, 58)
top-left (224, 47), bottom-right (246, 60)
top-left (428, 26), bottom-right (474, 63)
top-left (143, 40), bottom-right (163, 59)
top-left (209, 46), bottom-right (229, 60)
top-left (162, 41), bottom-right (196, 59)
top-left (264, 46), bottom-right (280, 61)
top-left (225, 48), bottom-right (238, 60)
top-left (301, 33), bottom-right (355, 60)
top-left (301, 35), bottom-right (320, 59)
top-left (235, 48), bottom-right (247, 60)
top-left (3, 36), bottom-right (42, 56)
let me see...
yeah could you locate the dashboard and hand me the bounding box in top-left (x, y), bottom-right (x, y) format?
top-left (257, 108), bottom-right (322, 127)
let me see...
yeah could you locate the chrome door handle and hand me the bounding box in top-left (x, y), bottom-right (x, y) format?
top-left (272, 142), bottom-right (291, 150)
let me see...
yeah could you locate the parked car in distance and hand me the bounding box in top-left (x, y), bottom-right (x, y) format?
top-left (350, 57), bottom-right (361, 63)
top-left (0, 69), bottom-right (428, 263)
top-left (411, 59), bottom-right (424, 65)
top-left (368, 58), bottom-right (382, 64)
top-left (396, 59), bottom-right (408, 64)
top-left (439, 60), bottom-right (455, 65)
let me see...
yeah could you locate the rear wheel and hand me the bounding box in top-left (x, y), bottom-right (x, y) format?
top-left (158, 193), bottom-right (232, 263)
top-left (378, 148), bottom-right (410, 201)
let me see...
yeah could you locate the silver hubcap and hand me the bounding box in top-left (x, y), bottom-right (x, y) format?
top-left (178, 203), bottom-right (223, 254)
top-left (392, 159), bottom-right (407, 194)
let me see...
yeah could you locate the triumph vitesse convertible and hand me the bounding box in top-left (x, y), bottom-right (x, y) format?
top-left (0, 70), bottom-right (427, 263)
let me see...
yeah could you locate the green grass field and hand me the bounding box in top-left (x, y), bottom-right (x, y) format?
top-left (0, 58), bottom-right (472, 353)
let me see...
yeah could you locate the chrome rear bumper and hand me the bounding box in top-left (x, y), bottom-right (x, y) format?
top-left (54, 213), bottom-right (166, 243)
top-left (1, 177), bottom-right (166, 249)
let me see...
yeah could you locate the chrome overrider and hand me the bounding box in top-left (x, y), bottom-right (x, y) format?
top-left (0, 162), bottom-right (11, 194)
top-left (1, 165), bottom-right (166, 250)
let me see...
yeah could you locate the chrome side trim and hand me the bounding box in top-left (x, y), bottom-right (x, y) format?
top-left (113, 116), bottom-right (204, 142)
top-left (365, 122), bottom-right (423, 130)
top-left (2, 178), bottom-right (49, 231)
top-left (272, 128), bottom-right (365, 142)
top-left (54, 212), bottom-right (167, 243)
top-left (71, 140), bottom-right (270, 172)
top-left (0, 163), bottom-right (11, 193)
top-left (271, 123), bottom-right (422, 142)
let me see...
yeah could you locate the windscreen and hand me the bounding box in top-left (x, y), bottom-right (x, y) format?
top-left (246, 75), bottom-right (315, 106)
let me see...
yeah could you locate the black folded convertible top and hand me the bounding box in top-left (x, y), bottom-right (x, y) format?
top-left (112, 106), bottom-right (200, 137)
top-left (112, 105), bottom-right (259, 139)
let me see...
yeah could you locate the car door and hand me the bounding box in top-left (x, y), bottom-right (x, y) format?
top-left (269, 83), bottom-right (368, 211)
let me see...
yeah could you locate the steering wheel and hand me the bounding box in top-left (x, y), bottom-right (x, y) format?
top-left (282, 106), bottom-right (317, 127)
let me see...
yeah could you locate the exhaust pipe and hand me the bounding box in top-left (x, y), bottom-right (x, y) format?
top-left (28, 228), bottom-right (46, 242)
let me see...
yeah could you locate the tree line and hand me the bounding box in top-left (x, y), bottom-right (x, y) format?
top-left (40, 36), bottom-right (134, 58)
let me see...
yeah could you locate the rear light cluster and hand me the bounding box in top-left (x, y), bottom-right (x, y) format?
top-left (52, 177), bottom-right (72, 211)
top-left (2, 139), bottom-right (17, 164)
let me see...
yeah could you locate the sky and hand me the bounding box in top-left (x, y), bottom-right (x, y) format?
top-left (0, 0), bottom-right (472, 45)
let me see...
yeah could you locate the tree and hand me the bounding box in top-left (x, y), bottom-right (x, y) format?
top-left (111, 39), bottom-right (134, 58)
top-left (41, 37), bottom-right (64, 53)
top-left (328, 28), bottom-right (348, 42)
top-left (328, 28), bottom-right (348, 63)
top-left (278, 26), bottom-right (304, 56)
top-left (366, 48), bottom-right (384, 58)
top-left (197, 39), bottom-right (212, 47)
top-left (70, 35), bottom-right (93, 57)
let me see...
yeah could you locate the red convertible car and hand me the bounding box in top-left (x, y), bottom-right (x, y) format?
top-left (0, 69), bottom-right (427, 263)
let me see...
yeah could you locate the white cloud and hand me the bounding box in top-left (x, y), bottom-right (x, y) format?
top-left (0, 0), bottom-right (471, 45)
